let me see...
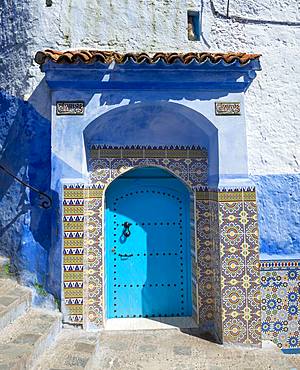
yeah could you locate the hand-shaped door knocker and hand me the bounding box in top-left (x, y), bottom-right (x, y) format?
top-left (122, 222), bottom-right (132, 237)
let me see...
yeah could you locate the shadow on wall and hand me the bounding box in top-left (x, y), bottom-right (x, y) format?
top-left (84, 101), bottom-right (218, 151)
top-left (98, 88), bottom-right (230, 107)
top-left (0, 82), bottom-right (59, 297)
top-left (83, 101), bottom-right (219, 187)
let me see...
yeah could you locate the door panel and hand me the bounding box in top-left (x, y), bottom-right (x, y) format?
top-left (105, 171), bottom-right (191, 319)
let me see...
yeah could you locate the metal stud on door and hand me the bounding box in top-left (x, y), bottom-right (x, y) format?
top-left (105, 168), bottom-right (192, 319)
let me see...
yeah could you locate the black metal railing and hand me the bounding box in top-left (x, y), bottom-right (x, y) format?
top-left (0, 164), bottom-right (52, 209)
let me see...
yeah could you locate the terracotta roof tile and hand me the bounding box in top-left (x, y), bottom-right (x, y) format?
top-left (35, 50), bottom-right (260, 66)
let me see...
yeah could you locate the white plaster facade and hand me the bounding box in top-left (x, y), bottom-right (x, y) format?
top-left (1, 0), bottom-right (299, 176)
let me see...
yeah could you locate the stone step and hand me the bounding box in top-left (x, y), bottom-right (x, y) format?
top-left (0, 308), bottom-right (62, 370)
top-left (0, 278), bottom-right (32, 331)
top-left (33, 328), bottom-right (99, 370)
top-left (91, 329), bottom-right (297, 370)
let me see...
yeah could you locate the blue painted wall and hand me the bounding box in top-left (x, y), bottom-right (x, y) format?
top-left (252, 174), bottom-right (300, 259)
top-left (0, 90), bottom-right (59, 297)
top-left (0, 60), bottom-right (299, 305)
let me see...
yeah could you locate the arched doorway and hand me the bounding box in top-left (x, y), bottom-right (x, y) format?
top-left (105, 167), bottom-right (192, 319)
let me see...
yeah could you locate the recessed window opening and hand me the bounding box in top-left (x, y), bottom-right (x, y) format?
top-left (187, 11), bottom-right (200, 41)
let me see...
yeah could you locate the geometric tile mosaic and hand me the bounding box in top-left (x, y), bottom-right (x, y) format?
top-left (84, 185), bottom-right (104, 329)
top-left (218, 189), bottom-right (261, 345)
top-left (198, 188), bottom-right (262, 345)
top-left (260, 260), bottom-right (300, 353)
top-left (63, 184), bottom-right (85, 324)
top-left (195, 191), bottom-right (216, 334)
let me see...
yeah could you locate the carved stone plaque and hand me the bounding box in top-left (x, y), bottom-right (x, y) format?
top-left (56, 101), bottom-right (84, 115)
top-left (215, 102), bottom-right (241, 116)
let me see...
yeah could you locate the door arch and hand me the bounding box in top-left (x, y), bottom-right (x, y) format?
top-left (105, 166), bottom-right (192, 319)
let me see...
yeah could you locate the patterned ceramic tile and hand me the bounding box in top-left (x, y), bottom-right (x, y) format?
top-left (247, 284), bottom-right (262, 310)
top-left (218, 188), bottom-right (261, 345)
top-left (243, 201), bottom-right (258, 219)
top-left (261, 260), bottom-right (300, 352)
top-left (222, 285), bottom-right (247, 311)
top-left (245, 255), bottom-right (260, 280)
top-left (223, 315), bottom-right (248, 343)
top-left (218, 190), bottom-right (243, 203)
top-left (248, 314), bottom-right (262, 344)
top-left (63, 184), bottom-right (85, 324)
top-left (222, 254), bottom-right (245, 279)
top-left (219, 201), bottom-right (243, 220)
top-left (89, 159), bottom-right (111, 184)
top-left (84, 186), bottom-right (104, 328)
top-left (197, 194), bottom-right (216, 333)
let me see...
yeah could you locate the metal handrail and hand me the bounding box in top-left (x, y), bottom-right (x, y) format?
top-left (0, 164), bottom-right (52, 209)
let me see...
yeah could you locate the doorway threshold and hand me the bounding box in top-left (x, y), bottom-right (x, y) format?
top-left (105, 317), bottom-right (198, 331)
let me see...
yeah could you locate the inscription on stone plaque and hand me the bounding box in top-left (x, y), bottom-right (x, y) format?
top-left (56, 101), bottom-right (84, 115)
top-left (215, 102), bottom-right (241, 116)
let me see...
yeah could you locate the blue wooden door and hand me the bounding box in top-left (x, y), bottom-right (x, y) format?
top-left (105, 167), bottom-right (191, 319)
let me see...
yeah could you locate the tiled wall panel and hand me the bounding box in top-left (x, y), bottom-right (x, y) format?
top-left (260, 260), bottom-right (300, 353)
top-left (196, 191), bottom-right (216, 333)
top-left (84, 186), bottom-right (104, 328)
top-left (209, 190), bottom-right (223, 341)
top-left (218, 189), bottom-right (261, 345)
top-left (63, 185), bottom-right (85, 324)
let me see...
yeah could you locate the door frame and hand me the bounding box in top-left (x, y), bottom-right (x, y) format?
top-left (81, 146), bottom-right (209, 331)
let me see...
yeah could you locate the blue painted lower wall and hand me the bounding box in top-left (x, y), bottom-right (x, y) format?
top-left (0, 90), bottom-right (57, 297)
top-left (252, 174), bottom-right (300, 259)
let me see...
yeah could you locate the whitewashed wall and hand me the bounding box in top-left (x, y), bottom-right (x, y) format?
top-left (1, 0), bottom-right (299, 175)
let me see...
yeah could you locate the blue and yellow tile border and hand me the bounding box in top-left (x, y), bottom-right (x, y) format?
top-left (63, 184), bottom-right (85, 324)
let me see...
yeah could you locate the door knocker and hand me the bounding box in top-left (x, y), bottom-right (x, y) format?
top-left (122, 222), bottom-right (132, 237)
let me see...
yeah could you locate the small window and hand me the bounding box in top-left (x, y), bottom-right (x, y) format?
top-left (187, 11), bottom-right (200, 41)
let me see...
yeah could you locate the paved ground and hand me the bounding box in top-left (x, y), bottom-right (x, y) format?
top-left (1, 272), bottom-right (299, 370)
top-left (91, 329), bottom-right (300, 370)
top-left (33, 328), bottom-right (98, 370)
